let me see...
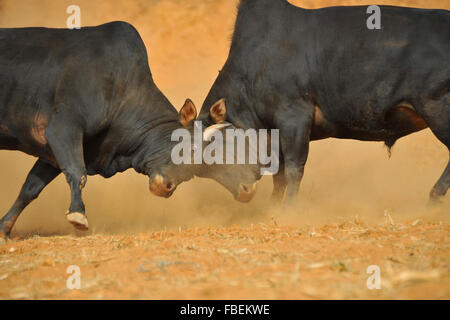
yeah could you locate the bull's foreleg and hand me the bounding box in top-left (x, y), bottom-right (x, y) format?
top-left (0, 159), bottom-right (60, 239)
top-left (274, 100), bottom-right (314, 206)
top-left (271, 158), bottom-right (287, 203)
top-left (45, 120), bottom-right (89, 231)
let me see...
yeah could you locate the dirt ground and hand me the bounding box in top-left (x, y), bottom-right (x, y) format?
top-left (0, 0), bottom-right (449, 300)
top-left (0, 217), bottom-right (449, 299)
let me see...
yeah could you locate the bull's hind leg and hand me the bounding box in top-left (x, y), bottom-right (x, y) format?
top-left (420, 94), bottom-right (450, 204)
top-left (0, 159), bottom-right (60, 239)
top-left (45, 117), bottom-right (89, 231)
top-left (431, 156), bottom-right (450, 202)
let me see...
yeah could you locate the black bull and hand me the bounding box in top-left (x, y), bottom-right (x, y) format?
top-left (199, 0), bottom-right (450, 205)
top-left (0, 21), bottom-right (256, 238)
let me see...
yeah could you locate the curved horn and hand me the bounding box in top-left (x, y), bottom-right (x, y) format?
top-left (203, 122), bottom-right (232, 141)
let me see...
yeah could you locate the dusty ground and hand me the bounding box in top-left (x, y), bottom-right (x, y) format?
top-left (0, 0), bottom-right (449, 300)
top-left (0, 217), bottom-right (449, 299)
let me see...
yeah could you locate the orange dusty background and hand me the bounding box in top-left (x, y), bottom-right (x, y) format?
top-left (0, 0), bottom-right (449, 299)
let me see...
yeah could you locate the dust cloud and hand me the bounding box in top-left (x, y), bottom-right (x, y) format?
top-left (0, 0), bottom-right (448, 237)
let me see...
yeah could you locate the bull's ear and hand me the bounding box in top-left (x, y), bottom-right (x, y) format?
top-left (209, 98), bottom-right (226, 123)
top-left (179, 99), bottom-right (197, 127)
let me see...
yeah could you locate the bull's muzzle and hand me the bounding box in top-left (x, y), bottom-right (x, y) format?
top-left (236, 183), bottom-right (257, 203)
top-left (149, 174), bottom-right (176, 198)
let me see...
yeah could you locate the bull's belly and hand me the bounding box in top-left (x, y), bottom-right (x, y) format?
top-left (0, 136), bottom-right (21, 150)
top-left (0, 126), bottom-right (22, 150)
top-left (311, 104), bottom-right (429, 143)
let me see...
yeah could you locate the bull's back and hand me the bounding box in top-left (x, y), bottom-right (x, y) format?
top-left (0, 22), bottom-right (149, 153)
top-left (258, 4), bottom-right (449, 139)
top-left (307, 6), bottom-right (449, 138)
top-left (222, 3), bottom-right (449, 141)
top-left (308, 6), bottom-right (449, 102)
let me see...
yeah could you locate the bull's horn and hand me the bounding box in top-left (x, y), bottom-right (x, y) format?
top-left (203, 122), bottom-right (232, 141)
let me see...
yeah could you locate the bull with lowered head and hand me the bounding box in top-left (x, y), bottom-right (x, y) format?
top-left (0, 21), bottom-right (256, 239)
top-left (198, 0), bottom-right (450, 206)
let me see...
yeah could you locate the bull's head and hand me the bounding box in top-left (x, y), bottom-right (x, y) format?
top-left (194, 99), bottom-right (260, 202)
top-left (146, 99), bottom-right (198, 198)
top-left (145, 98), bottom-right (260, 202)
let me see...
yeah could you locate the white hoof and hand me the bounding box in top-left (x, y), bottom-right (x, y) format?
top-left (66, 212), bottom-right (89, 231)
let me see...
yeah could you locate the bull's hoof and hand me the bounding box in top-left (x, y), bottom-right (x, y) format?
top-left (0, 225), bottom-right (9, 242)
top-left (66, 212), bottom-right (89, 231)
top-left (428, 198), bottom-right (442, 207)
top-left (429, 187), bottom-right (447, 206)
top-left (428, 193), bottom-right (444, 207)
top-left (0, 228), bottom-right (7, 244)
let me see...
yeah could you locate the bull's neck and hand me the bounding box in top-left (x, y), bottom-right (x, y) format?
top-left (105, 87), bottom-right (180, 175)
top-left (132, 121), bottom-right (180, 175)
